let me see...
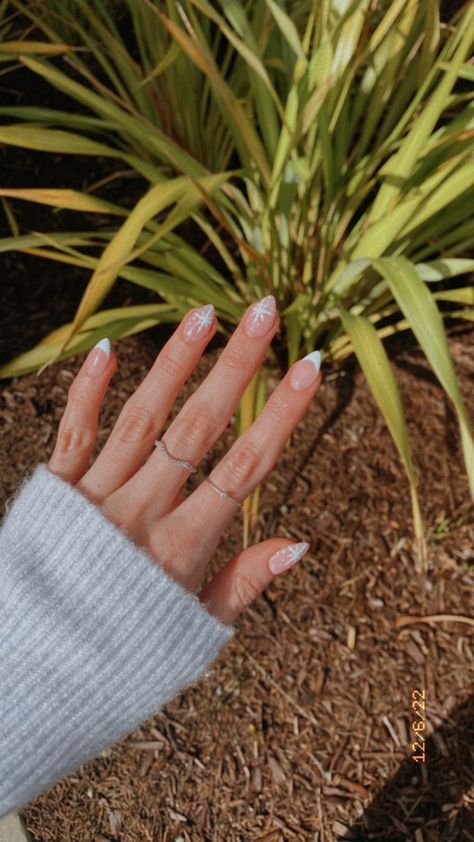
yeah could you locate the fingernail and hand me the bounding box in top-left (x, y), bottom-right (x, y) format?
top-left (85, 338), bottom-right (111, 378)
top-left (183, 304), bottom-right (215, 343)
top-left (244, 295), bottom-right (277, 338)
top-left (289, 350), bottom-right (321, 391)
top-left (268, 542), bottom-right (310, 575)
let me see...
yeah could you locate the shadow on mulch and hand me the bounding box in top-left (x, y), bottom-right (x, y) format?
top-left (345, 693), bottom-right (474, 840)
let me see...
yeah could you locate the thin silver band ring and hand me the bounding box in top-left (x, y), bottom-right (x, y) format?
top-left (204, 476), bottom-right (244, 506)
top-left (154, 439), bottom-right (197, 473)
top-left (154, 438), bottom-right (244, 506)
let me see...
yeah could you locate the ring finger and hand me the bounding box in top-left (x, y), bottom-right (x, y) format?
top-left (150, 350), bottom-right (322, 589)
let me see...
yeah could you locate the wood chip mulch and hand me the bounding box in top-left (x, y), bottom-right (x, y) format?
top-left (1, 281), bottom-right (473, 840)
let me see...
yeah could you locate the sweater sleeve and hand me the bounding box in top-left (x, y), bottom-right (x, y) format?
top-left (0, 463), bottom-right (235, 818)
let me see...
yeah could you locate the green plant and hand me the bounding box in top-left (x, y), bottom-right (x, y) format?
top-left (2, 0), bottom-right (245, 169)
top-left (0, 0), bottom-right (473, 567)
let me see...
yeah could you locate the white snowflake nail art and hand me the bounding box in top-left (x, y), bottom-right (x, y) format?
top-left (183, 304), bottom-right (215, 342)
top-left (268, 542), bottom-right (310, 575)
top-left (194, 304), bottom-right (214, 330)
top-left (245, 295), bottom-right (276, 337)
top-left (252, 296), bottom-right (275, 322)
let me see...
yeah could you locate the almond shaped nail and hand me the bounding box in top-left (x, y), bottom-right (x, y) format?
top-left (244, 295), bottom-right (276, 338)
top-left (85, 337), bottom-right (111, 378)
top-left (289, 350), bottom-right (321, 391)
top-left (183, 304), bottom-right (215, 343)
top-left (268, 542), bottom-right (310, 575)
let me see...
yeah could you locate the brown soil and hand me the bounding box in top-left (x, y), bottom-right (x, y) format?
top-left (1, 9), bottom-right (473, 834)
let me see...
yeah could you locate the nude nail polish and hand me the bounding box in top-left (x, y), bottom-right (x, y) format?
top-left (85, 338), bottom-right (111, 378)
top-left (244, 295), bottom-right (277, 338)
top-left (183, 304), bottom-right (215, 343)
top-left (289, 350), bottom-right (321, 391)
top-left (268, 542), bottom-right (310, 575)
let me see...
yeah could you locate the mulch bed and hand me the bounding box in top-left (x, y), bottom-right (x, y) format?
top-left (1, 268), bottom-right (473, 839)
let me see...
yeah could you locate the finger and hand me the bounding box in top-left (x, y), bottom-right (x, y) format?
top-left (170, 490), bottom-right (187, 511)
top-left (103, 295), bottom-right (280, 523)
top-left (206, 351), bottom-right (322, 506)
top-left (153, 351), bottom-right (321, 589)
top-left (48, 339), bottom-right (116, 486)
top-left (198, 539), bottom-right (311, 625)
top-left (77, 304), bottom-right (217, 502)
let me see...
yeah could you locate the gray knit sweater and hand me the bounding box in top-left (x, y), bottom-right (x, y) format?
top-left (0, 464), bottom-right (235, 817)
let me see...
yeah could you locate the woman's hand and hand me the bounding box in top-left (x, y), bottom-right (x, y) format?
top-left (47, 296), bottom-right (321, 626)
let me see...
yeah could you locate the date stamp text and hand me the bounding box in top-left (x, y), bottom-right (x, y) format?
top-left (411, 689), bottom-right (426, 763)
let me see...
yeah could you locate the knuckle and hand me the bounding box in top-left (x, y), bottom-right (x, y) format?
top-left (221, 344), bottom-right (247, 372)
top-left (114, 402), bottom-right (157, 443)
top-left (67, 377), bottom-right (89, 406)
top-left (233, 568), bottom-right (262, 610)
top-left (158, 345), bottom-right (184, 380)
top-left (56, 423), bottom-right (94, 455)
top-left (170, 403), bottom-right (215, 451)
top-left (227, 439), bottom-right (264, 485)
top-left (265, 394), bottom-right (290, 424)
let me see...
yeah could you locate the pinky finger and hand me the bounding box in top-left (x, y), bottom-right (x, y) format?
top-left (198, 538), bottom-right (310, 626)
top-left (48, 338), bottom-right (116, 486)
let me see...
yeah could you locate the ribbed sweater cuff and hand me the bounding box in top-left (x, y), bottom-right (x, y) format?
top-left (0, 463), bottom-right (234, 817)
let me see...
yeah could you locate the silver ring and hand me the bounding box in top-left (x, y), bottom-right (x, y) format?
top-left (154, 439), bottom-right (197, 473)
top-left (154, 438), bottom-right (243, 505)
top-left (205, 477), bottom-right (244, 505)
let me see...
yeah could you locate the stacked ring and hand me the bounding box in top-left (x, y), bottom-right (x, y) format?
top-left (154, 439), bottom-right (243, 506)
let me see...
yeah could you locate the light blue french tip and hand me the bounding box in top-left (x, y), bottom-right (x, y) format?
top-left (94, 337), bottom-right (111, 357)
top-left (302, 350), bottom-right (321, 373)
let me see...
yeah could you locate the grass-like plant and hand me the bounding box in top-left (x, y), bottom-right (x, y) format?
top-left (0, 0), bottom-right (473, 567)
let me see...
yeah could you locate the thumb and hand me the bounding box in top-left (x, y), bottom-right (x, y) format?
top-left (198, 537), bottom-right (311, 626)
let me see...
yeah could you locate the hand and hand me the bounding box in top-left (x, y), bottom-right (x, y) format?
top-left (47, 296), bottom-right (322, 625)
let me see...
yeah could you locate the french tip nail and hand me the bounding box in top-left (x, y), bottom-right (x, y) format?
top-left (94, 337), bottom-right (111, 357)
top-left (303, 350), bottom-right (321, 372)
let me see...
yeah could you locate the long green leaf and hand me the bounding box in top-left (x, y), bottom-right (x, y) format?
top-left (433, 288), bottom-right (474, 304)
top-left (0, 188), bottom-right (127, 216)
top-left (0, 304), bottom-right (177, 378)
top-left (415, 258), bottom-right (474, 282)
top-left (48, 171), bottom-right (231, 366)
top-left (0, 124), bottom-right (123, 157)
top-left (340, 309), bottom-right (426, 567)
top-left (0, 105), bottom-right (116, 131)
top-left (265, 0), bottom-right (306, 61)
top-left (373, 256), bottom-right (474, 498)
top-left (0, 231), bottom-right (107, 253)
top-left (0, 41), bottom-right (71, 54)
